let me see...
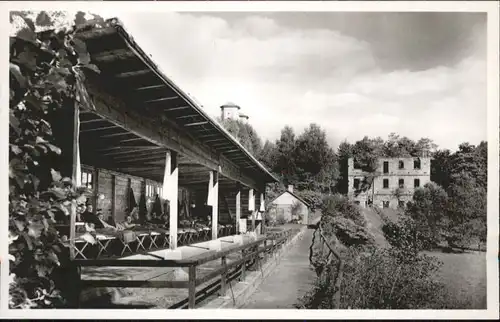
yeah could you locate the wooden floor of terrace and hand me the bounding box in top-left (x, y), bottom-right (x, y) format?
top-left (77, 228), bottom-right (297, 309)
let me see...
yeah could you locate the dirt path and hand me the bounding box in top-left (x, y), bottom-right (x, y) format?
top-left (241, 228), bottom-right (316, 309)
top-left (361, 207), bottom-right (389, 248)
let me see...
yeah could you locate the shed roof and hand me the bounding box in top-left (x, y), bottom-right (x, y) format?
top-left (269, 190), bottom-right (311, 208)
top-left (65, 18), bottom-right (277, 185)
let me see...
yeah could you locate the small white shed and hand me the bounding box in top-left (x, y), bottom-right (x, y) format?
top-left (268, 185), bottom-right (310, 224)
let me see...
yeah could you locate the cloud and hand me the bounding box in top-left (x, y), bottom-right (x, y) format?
top-left (91, 11), bottom-right (486, 151)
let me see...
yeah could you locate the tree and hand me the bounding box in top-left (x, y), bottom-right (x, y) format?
top-left (351, 136), bottom-right (384, 172)
top-left (405, 182), bottom-right (449, 247)
top-left (431, 149), bottom-right (452, 190)
top-left (259, 139), bottom-right (277, 170)
top-left (414, 137), bottom-right (437, 156)
top-left (9, 10), bottom-right (103, 309)
top-left (293, 123), bottom-right (339, 192)
top-left (274, 126), bottom-right (298, 184)
top-left (217, 117), bottom-right (264, 157)
top-left (445, 172), bottom-right (486, 248)
top-left (335, 140), bottom-right (353, 194)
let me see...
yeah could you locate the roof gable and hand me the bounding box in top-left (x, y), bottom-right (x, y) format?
top-left (269, 190), bottom-right (310, 207)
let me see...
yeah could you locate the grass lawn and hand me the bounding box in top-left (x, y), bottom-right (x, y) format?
top-left (424, 250), bottom-right (487, 309)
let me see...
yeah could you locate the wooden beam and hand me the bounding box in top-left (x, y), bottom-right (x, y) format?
top-left (134, 84), bottom-right (166, 91)
top-left (92, 48), bottom-right (136, 62)
top-left (111, 174), bottom-right (116, 222)
top-left (223, 149), bottom-right (240, 154)
top-left (205, 138), bottom-right (226, 143)
top-left (112, 149), bottom-right (166, 160)
top-left (112, 155), bottom-right (166, 164)
top-left (116, 166), bottom-right (163, 172)
top-left (69, 103), bottom-right (80, 260)
top-left (80, 118), bottom-right (106, 124)
top-left (248, 189), bottom-right (255, 212)
top-left (74, 25), bottom-right (117, 40)
top-left (97, 145), bottom-right (159, 152)
top-left (85, 80), bottom-right (261, 190)
top-left (259, 192), bottom-right (265, 212)
top-left (164, 105), bottom-right (190, 112)
top-left (80, 125), bottom-right (119, 133)
top-left (119, 137), bottom-right (143, 143)
top-left (115, 69), bottom-right (151, 78)
top-left (102, 146), bottom-right (162, 157)
top-left (144, 96), bottom-right (179, 103)
top-left (100, 132), bottom-right (133, 138)
top-left (209, 170), bottom-right (219, 240)
top-left (197, 134), bottom-right (222, 139)
top-left (93, 168), bottom-right (99, 215)
top-left (176, 114), bottom-right (202, 120)
top-left (236, 183), bottom-right (241, 234)
top-left (184, 121), bottom-right (208, 127)
top-left (162, 150), bottom-right (179, 249)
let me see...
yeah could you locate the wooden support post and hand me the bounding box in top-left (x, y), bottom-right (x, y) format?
top-left (240, 250), bottom-right (246, 281)
top-left (220, 256), bottom-right (227, 296)
top-left (92, 168), bottom-right (99, 214)
top-left (235, 183), bottom-right (241, 234)
top-left (69, 103), bottom-right (80, 260)
top-left (209, 170), bottom-right (219, 240)
top-left (259, 192), bottom-right (265, 235)
top-left (163, 150), bottom-right (179, 249)
top-left (248, 189), bottom-right (255, 233)
top-left (188, 265), bottom-right (196, 309)
top-left (111, 174), bottom-right (116, 223)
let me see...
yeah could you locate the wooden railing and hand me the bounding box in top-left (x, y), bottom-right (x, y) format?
top-left (316, 223), bottom-right (344, 309)
top-left (74, 228), bottom-right (296, 309)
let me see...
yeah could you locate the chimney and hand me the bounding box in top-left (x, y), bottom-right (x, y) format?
top-left (287, 185), bottom-right (294, 193)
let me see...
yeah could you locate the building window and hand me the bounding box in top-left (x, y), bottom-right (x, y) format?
top-left (383, 161), bottom-right (389, 174)
top-left (354, 201), bottom-right (360, 205)
top-left (383, 178), bottom-right (389, 189)
top-left (353, 158), bottom-right (362, 169)
top-left (414, 178), bottom-right (420, 188)
top-left (398, 160), bottom-right (404, 169)
top-left (353, 178), bottom-right (360, 190)
top-left (81, 170), bottom-right (93, 189)
top-left (414, 158), bottom-right (421, 169)
top-left (383, 201), bottom-right (390, 208)
top-left (398, 200), bottom-right (405, 208)
top-left (399, 178), bottom-right (405, 188)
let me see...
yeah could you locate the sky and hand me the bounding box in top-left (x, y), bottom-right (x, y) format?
top-left (34, 10), bottom-right (488, 151)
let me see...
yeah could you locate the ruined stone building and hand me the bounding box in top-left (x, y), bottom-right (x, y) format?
top-left (347, 156), bottom-right (432, 209)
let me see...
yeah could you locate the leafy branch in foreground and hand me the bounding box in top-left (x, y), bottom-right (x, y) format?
top-left (9, 10), bottom-right (102, 309)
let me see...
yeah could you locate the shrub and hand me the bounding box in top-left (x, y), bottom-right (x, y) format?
top-left (290, 201), bottom-right (302, 222)
top-left (298, 246), bottom-right (445, 309)
top-left (321, 194), bottom-right (366, 227)
top-left (276, 212), bottom-right (287, 225)
top-left (322, 216), bottom-right (375, 247)
top-left (382, 215), bottom-right (435, 254)
top-left (295, 189), bottom-right (323, 211)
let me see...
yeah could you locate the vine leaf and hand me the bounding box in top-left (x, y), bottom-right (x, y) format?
top-left (50, 169), bottom-right (62, 182)
top-left (35, 11), bottom-right (52, 27)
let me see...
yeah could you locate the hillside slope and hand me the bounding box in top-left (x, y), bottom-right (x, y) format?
top-left (360, 207), bottom-right (401, 248)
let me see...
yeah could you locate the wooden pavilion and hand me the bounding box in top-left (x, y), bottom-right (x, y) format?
top-left (47, 18), bottom-right (278, 260)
